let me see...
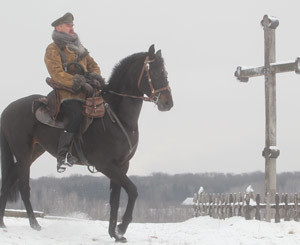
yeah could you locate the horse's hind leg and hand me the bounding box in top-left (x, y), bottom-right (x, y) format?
top-left (17, 165), bottom-right (41, 230)
top-left (0, 186), bottom-right (15, 228)
top-left (0, 193), bottom-right (8, 228)
top-left (0, 198), bottom-right (7, 228)
top-left (0, 165), bottom-right (18, 228)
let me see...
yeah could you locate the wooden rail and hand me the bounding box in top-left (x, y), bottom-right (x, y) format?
top-left (4, 209), bottom-right (45, 218)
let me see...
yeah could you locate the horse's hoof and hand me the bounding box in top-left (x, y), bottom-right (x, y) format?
top-left (0, 222), bottom-right (6, 228)
top-left (116, 224), bottom-right (126, 237)
top-left (114, 226), bottom-right (127, 243)
top-left (115, 236), bottom-right (127, 243)
top-left (32, 224), bottom-right (42, 231)
top-left (30, 221), bottom-right (42, 231)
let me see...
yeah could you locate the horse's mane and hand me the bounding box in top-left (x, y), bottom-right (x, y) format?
top-left (106, 52), bottom-right (147, 91)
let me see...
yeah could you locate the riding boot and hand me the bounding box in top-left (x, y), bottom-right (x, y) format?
top-left (57, 131), bottom-right (78, 172)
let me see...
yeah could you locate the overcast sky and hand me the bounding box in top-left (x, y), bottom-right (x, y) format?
top-left (1, 0), bottom-right (300, 179)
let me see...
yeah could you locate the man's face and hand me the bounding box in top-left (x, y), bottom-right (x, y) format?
top-left (56, 23), bottom-right (74, 36)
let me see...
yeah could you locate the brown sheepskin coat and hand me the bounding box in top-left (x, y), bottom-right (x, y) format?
top-left (44, 42), bottom-right (101, 102)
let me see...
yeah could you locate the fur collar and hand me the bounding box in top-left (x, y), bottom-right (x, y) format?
top-left (52, 30), bottom-right (89, 60)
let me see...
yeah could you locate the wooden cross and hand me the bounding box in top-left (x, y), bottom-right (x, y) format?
top-left (235, 15), bottom-right (300, 221)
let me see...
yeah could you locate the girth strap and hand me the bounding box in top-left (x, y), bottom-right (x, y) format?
top-left (105, 103), bottom-right (133, 154)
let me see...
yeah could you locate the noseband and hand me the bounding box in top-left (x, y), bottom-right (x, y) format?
top-left (109, 56), bottom-right (171, 103)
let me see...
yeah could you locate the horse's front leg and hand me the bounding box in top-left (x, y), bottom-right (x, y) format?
top-left (117, 182), bottom-right (138, 237)
top-left (103, 164), bottom-right (138, 242)
top-left (108, 181), bottom-right (121, 239)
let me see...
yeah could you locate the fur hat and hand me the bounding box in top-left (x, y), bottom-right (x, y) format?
top-left (51, 13), bottom-right (74, 27)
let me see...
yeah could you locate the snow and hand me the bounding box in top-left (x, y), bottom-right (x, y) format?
top-left (181, 197), bottom-right (194, 206)
top-left (1, 216), bottom-right (300, 244)
top-left (198, 186), bottom-right (204, 194)
top-left (246, 185), bottom-right (254, 194)
top-left (269, 146), bottom-right (279, 151)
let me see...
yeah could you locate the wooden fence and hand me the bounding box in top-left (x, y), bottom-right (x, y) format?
top-left (193, 192), bottom-right (300, 222)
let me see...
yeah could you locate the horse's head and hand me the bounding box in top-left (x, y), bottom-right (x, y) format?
top-left (138, 45), bottom-right (174, 111)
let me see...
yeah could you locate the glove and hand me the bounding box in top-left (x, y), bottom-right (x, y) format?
top-left (89, 72), bottom-right (106, 88)
top-left (81, 82), bottom-right (94, 96)
top-left (88, 79), bottom-right (101, 90)
top-left (73, 74), bottom-right (87, 92)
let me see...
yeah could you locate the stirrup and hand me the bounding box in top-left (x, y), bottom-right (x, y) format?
top-left (57, 163), bottom-right (67, 173)
top-left (65, 152), bottom-right (78, 166)
top-left (57, 153), bottom-right (78, 173)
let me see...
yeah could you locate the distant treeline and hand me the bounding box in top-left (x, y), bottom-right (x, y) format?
top-left (3, 171), bottom-right (300, 222)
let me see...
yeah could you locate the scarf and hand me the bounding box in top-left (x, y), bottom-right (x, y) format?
top-left (52, 30), bottom-right (89, 60)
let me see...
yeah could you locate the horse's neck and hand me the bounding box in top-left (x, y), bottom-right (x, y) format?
top-left (111, 97), bottom-right (143, 132)
top-left (106, 54), bottom-right (145, 131)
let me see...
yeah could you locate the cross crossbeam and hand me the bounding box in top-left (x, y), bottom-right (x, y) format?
top-left (235, 58), bottom-right (300, 82)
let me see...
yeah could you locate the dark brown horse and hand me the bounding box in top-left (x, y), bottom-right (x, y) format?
top-left (0, 45), bottom-right (173, 242)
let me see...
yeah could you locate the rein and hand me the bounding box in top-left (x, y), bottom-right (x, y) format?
top-left (108, 56), bottom-right (170, 103)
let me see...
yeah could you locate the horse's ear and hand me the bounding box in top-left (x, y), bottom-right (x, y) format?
top-left (148, 44), bottom-right (155, 59)
top-left (156, 49), bottom-right (162, 58)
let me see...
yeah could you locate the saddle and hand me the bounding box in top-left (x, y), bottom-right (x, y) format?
top-left (33, 90), bottom-right (64, 129)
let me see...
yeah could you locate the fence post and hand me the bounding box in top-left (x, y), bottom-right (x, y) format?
top-left (294, 193), bottom-right (299, 222)
top-left (193, 193), bottom-right (198, 217)
top-left (197, 192), bottom-right (201, 217)
top-left (221, 194), bottom-right (225, 219)
top-left (238, 192), bottom-right (243, 216)
top-left (229, 194), bottom-right (233, 218)
top-left (233, 193), bottom-right (237, 216)
top-left (284, 193), bottom-right (290, 221)
top-left (275, 193), bottom-right (280, 223)
top-left (208, 194), bottom-right (213, 217)
top-left (216, 194), bottom-right (221, 219)
top-left (212, 194), bottom-right (217, 218)
top-left (245, 193), bottom-right (251, 220)
top-left (266, 192), bottom-right (271, 222)
top-left (225, 194), bottom-right (229, 218)
top-left (255, 194), bottom-right (261, 220)
top-left (289, 193), bottom-right (295, 221)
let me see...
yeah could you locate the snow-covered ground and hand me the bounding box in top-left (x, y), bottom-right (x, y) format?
top-left (1, 216), bottom-right (300, 244)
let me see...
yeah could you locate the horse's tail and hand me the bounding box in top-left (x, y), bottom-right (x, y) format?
top-left (0, 127), bottom-right (19, 202)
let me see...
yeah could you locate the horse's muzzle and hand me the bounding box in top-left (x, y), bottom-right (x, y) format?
top-left (157, 92), bottom-right (173, 111)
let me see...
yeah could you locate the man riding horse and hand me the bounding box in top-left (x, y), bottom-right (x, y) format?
top-left (44, 12), bottom-right (104, 172)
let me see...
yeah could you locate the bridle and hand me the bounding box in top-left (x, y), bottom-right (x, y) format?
top-left (108, 56), bottom-right (171, 103)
